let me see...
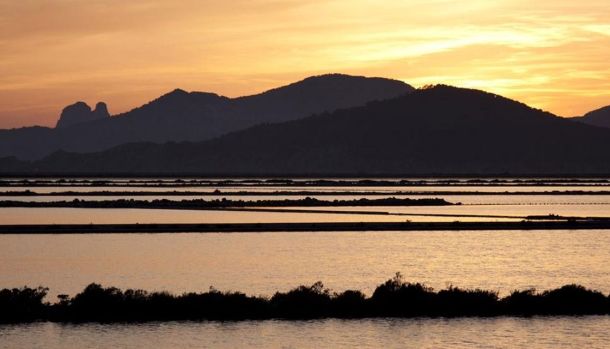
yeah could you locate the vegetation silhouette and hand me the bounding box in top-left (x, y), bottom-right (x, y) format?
top-left (2, 274), bottom-right (609, 323)
top-left (0, 197), bottom-right (452, 209)
top-left (0, 286), bottom-right (49, 323)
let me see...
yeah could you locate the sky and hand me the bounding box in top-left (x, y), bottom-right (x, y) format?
top-left (0, 0), bottom-right (609, 128)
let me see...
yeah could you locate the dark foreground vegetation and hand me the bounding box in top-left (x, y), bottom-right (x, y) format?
top-left (0, 197), bottom-right (452, 209)
top-left (1, 274), bottom-right (609, 323)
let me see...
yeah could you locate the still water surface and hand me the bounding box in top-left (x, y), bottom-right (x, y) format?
top-left (4, 183), bottom-right (610, 223)
top-left (2, 201), bottom-right (609, 224)
top-left (1, 316), bottom-right (609, 349)
top-left (4, 193), bottom-right (610, 205)
top-left (2, 181), bottom-right (609, 348)
top-left (1, 231), bottom-right (609, 298)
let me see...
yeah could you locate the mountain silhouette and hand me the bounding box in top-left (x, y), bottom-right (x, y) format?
top-left (56, 102), bottom-right (110, 129)
top-left (0, 74), bottom-right (412, 160)
top-left (572, 105), bottom-right (610, 129)
top-left (5, 85), bottom-right (610, 175)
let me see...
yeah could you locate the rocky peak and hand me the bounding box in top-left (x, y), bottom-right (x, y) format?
top-left (92, 102), bottom-right (110, 119)
top-left (55, 101), bottom-right (110, 129)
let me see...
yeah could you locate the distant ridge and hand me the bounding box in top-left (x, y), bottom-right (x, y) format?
top-left (0, 74), bottom-right (413, 160)
top-left (4, 85), bottom-right (610, 175)
top-left (573, 105), bottom-right (610, 129)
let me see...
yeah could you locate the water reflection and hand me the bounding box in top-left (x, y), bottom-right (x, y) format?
top-left (1, 317), bottom-right (608, 349)
top-left (1, 231), bottom-right (608, 298)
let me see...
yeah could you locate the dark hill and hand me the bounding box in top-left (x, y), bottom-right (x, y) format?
top-left (56, 102), bottom-right (110, 129)
top-left (573, 105), bottom-right (610, 129)
top-left (0, 127), bottom-right (55, 161)
top-left (4, 85), bottom-right (610, 175)
top-left (0, 74), bottom-right (412, 160)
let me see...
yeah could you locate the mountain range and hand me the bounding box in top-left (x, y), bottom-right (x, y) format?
top-left (572, 106), bottom-right (610, 129)
top-left (2, 80), bottom-right (610, 175)
top-left (0, 74), bottom-right (412, 160)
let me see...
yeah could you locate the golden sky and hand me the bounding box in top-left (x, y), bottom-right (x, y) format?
top-left (1, 0), bottom-right (609, 128)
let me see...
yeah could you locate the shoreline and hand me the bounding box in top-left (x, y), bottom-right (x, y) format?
top-left (3, 220), bottom-right (610, 234)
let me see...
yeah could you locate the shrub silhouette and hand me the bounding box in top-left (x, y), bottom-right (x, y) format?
top-left (0, 286), bottom-right (48, 323)
top-left (501, 288), bottom-right (539, 315)
top-left (0, 197), bottom-right (452, 209)
top-left (332, 290), bottom-right (367, 318)
top-left (539, 284), bottom-right (608, 315)
top-left (435, 286), bottom-right (499, 316)
top-left (501, 285), bottom-right (609, 315)
top-left (56, 284), bottom-right (268, 322)
top-left (270, 282), bottom-right (332, 319)
top-left (1, 277), bottom-right (609, 323)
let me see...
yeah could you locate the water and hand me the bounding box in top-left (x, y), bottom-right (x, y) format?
top-left (4, 193), bottom-right (610, 205)
top-left (1, 317), bottom-right (609, 349)
top-left (2, 179), bottom-right (609, 348)
top-left (3, 185), bottom-right (610, 223)
top-left (1, 200), bottom-right (609, 224)
top-left (1, 231), bottom-right (609, 298)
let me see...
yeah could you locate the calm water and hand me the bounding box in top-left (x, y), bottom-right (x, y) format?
top-left (4, 193), bottom-right (610, 205)
top-left (1, 201), bottom-right (609, 224)
top-left (1, 231), bottom-right (609, 298)
top-left (3, 185), bottom-right (610, 223)
top-left (2, 180), bottom-right (609, 348)
top-left (1, 317), bottom-right (609, 349)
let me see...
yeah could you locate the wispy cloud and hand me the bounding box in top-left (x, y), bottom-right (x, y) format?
top-left (0, 0), bottom-right (609, 127)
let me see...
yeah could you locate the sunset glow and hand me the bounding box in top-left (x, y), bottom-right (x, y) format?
top-left (1, 0), bottom-right (609, 128)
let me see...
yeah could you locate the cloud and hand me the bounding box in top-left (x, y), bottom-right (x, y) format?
top-left (0, 0), bottom-right (609, 127)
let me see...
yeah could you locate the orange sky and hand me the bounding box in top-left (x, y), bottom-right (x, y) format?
top-left (1, 0), bottom-right (609, 128)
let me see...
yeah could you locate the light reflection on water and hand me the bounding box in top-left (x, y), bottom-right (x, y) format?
top-left (1, 181), bottom-right (609, 348)
top-left (5, 194), bottom-right (610, 206)
top-left (1, 201), bottom-right (609, 225)
top-left (1, 231), bottom-right (609, 298)
top-left (1, 317), bottom-right (608, 349)
top-left (2, 184), bottom-right (610, 223)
